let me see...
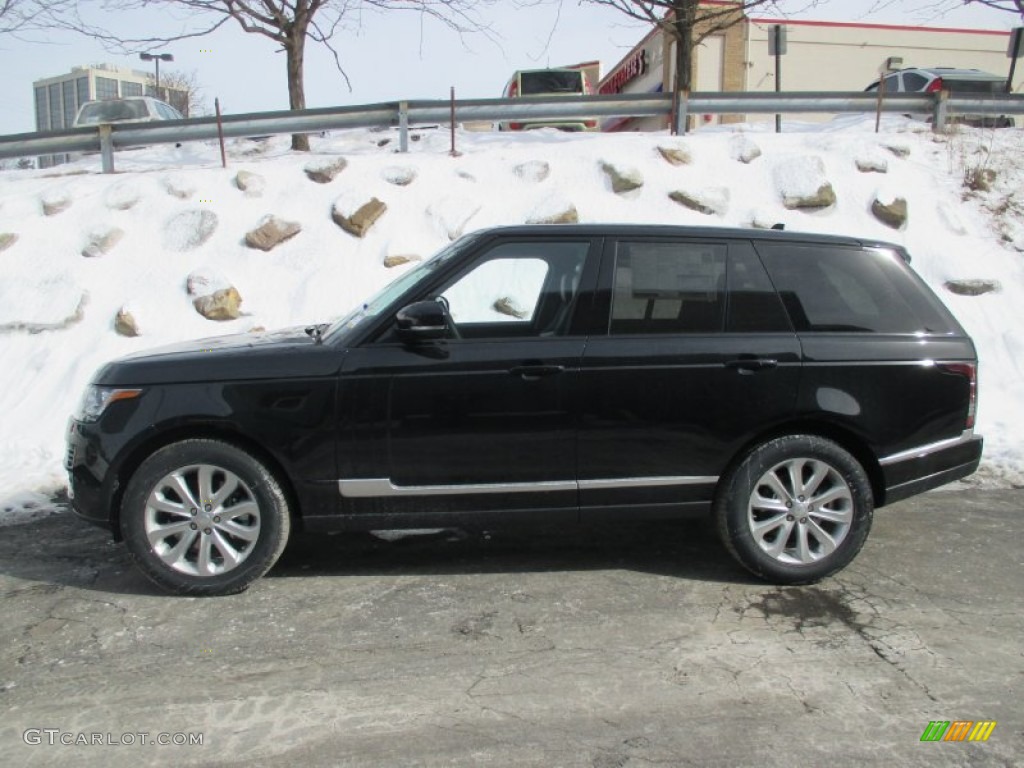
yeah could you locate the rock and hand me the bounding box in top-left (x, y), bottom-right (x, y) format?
top-left (657, 144), bottom-right (692, 166)
top-left (384, 254), bottom-right (422, 268)
top-left (600, 162), bottom-right (643, 195)
top-left (944, 279), bottom-right (1000, 297)
top-left (41, 191), bottom-right (71, 216)
top-left (103, 182), bottom-right (140, 210)
top-left (332, 197), bottom-right (387, 238)
top-left (304, 158), bottom-right (348, 184)
top-left (382, 166), bottom-right (417, 186)
top-left (493, 297), bottom-right (527, 319)
top-left (193, 287), bottom-right (243, 321)
top-left (234, 170), bottom-right (265, 197)
top-left (186, 267), bottom-right (232, 297)
top-left (163, 175), bottom-right (195, 199)
top-left (114, 306), bottom-right (140, 337)
top-left (774, 157), bottom-right (836, 210)
top-left (0, 233), bottom-right (17, 252)
top-left (514, 161), bottom-right (550, 182)
top-left (249, 324), bottom-right (266, 333)
top-left (428, 196), bottom-right (480, 240)
top-left (527, 205), bottom-right (578, 225)
top-left (965, 168), bottom-right (996, 192)
top-left (82, 227), bottom-right (125, 258)
top-left (668, 188), bottom-right (730, 217)
top-left (883, 142), bottom-right (911, 158)
top-left (0, 284), bottom-right (87, 334)
top-left (750, 209), bottom-right (784, 230)
top-left (871, 195), bottom-right (908, 229)
top-left (855, 151), bottom-right (888, 174)
top-left (163, 209), bottom-right (218, 251)
top-left (456, 169), bottom-right (477, 182)
top-left (244, 215), bottom-right (301, 251)
top-left (731, 135), bottom-right (762, 164)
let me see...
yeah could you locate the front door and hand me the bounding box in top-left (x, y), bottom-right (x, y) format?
top-left (338, 237), bottom-right (599, 526)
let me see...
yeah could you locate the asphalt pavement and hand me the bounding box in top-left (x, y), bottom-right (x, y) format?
top-left (1, 489), bottom-right (1021, 767)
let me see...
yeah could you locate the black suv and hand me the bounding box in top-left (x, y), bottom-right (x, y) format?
top-left (66, 225), bottom-right (982, 595)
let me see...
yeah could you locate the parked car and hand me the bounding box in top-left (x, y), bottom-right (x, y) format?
top-left (67, 224), bottom-right (982, 596)
top-left (73, 96), bottom-right (184, 128)
top-left (865, 67), bottom-right (1015, 127)
top-left (498, 67), bottom-right (598, 132)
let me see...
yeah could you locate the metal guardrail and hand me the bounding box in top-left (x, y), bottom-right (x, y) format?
top-left (1, 90), bottom-right (1021, 172)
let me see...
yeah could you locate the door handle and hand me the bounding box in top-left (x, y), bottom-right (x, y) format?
top-left (725, 357), bottom-right (778, 372)
top-left (510, 364), bottom-right (565, 380)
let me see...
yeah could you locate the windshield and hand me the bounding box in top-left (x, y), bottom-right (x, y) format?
top-left (520, 70), bottom-right (584, 95)
top-left (76, 100), bottom-right (149, 125)
top-left (323, 234), bottom-right (480, 344)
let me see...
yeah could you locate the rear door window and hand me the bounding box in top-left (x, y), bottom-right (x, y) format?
top-left (901, 72), bottom-right (929, 91)
top-left (758, 244), bottom-right (957, 334)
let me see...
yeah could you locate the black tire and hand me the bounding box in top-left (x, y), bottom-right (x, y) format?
top-left (715, 435), bottom-right (873, 584)
top-left (120, 439), bottom-right (291, 596)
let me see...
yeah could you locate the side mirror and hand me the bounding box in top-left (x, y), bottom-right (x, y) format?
top-left (395, 300), bottom-right (448, 341)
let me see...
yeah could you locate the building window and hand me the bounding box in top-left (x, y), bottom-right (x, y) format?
top-left (121, 80), bottom-right (143, 97)
top-left (34, 86), bottom-right (48, 130)
top-left (63, 80), bottom-right (77, 127)
top-left (48, 83), bottom-right (62, 129)
top-left (77, 76), bottom-right (90, 106)
top-left (95, 76), bottom-right (118, 100)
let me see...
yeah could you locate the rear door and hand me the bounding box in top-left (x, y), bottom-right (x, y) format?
top-left (578, 237), bottom-right (802, 517)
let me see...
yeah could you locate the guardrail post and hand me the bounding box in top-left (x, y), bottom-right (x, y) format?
top-left (932, 89), bottom-right (949, 134)
top-left (675, 90), bottom-right (690, 135)
top-left (99, 124), bottom-right (115, 173)
top-left (398, 101), bottom-right (409, 153)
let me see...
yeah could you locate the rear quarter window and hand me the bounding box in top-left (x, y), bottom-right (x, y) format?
top-left (757, 244), bottom-right (957, 334)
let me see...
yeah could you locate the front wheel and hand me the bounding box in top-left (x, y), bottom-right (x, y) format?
top-left (715, 435), bottom-right (873, 584)
top-left (121, 439), bottom-right (291, 596)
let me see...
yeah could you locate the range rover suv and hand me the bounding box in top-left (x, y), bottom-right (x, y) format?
top-left (66, 225), bottom-right (982, 596)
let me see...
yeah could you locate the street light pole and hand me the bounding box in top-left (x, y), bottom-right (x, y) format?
top-left (139, 52), bottom-right (174, 99)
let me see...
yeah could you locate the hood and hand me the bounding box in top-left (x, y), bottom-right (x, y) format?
top-left (94, 326), bottom-right (345, 386)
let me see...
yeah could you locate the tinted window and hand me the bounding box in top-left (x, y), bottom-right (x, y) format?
top-left (439, 241), bottom-right (590, 338)
top-left (759, 244), bottom-right (956, 334)
top-left (611, 242), bottom-right (726, 334)
top-left (519, 70), bottom-right (584, 95)
top-left (882, 73), bottom-right (901, 91)
top-left (727, 244), bottom-right (791, 333)
top-left (902, 72), bottom-right (929, 91)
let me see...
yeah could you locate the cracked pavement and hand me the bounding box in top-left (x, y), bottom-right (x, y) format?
top-left (1, 489), bottom-right (1021, 767)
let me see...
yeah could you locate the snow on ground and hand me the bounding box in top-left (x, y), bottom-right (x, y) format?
top-left (1, 115), bottom-right (1022, 523)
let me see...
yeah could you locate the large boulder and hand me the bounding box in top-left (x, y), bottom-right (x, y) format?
top-left (855, 149), bottom-right (888, 174)
top-left (82, 227), bottom-right (125, 258)
top-left (773, 156), bottom-right (836, 210)
top-left (244, 215), bottom-right (301, 251)
top-left (382, 166), bottom-right (417, 186)
top-left (384, 254), bottom-right (422, 269)
top-left (234, 170), bottom-right (265, 197)
top-left (0, 276), bottom-right (86, 333)
top-left (40, 190), bottom-right (71, 216)
top-left (427, 196), bottom-right (480, 240)
top-left (526, 196), bottom-right (578, 225)
top-left (332, 197), bottom-right (387, 238)
top-left (600, 162), bottom-right (643, 195)
top-left (103, 181), bottom-right (141, 210)
top-left (668, 187), bottom-right (730, 217)
top-left (193, 287), bottom-right (243, 321)
top-left (871, 192), bottom-right (908, 230)
top-left (0, 233), bottom-right (17, 252)
top-left (944, 279), bottom-right (1000, 296)
top-left (163, 209), bottom-right (218, 251)
top-left (492, 297), bottom-right (527, 319)
top-left (730, 135), bottom-right (762, 164)
top-left (514, 161), bottom-right (550, 182)
top-left (657, 144), bottom-right (692, 166)
top-left (304, 158), bottom-right (348, 184)
top-left (114, 306), bottom-right (140, 337)
top-left (163, 175), bottom-right (196, 199)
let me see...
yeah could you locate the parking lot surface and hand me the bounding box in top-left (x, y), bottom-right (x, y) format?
top-left (1, 489), bottom-right (1021, 767)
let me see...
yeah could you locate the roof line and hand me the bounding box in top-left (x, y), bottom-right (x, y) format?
top-left (749, 17), bottom-right (1010, 37)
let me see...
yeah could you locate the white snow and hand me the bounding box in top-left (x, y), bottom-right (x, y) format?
top-left (1, 116), bottom-right (1022, 523)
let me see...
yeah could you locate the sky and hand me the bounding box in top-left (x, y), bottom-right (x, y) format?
top-left (0, 0), bottom-right (1020, 136)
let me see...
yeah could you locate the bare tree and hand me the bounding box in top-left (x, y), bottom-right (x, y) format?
top-left (1, 0), bottom-right (73, 35)
top-left (157, 69), bottom-right (207, 117)
top-left (47, 1), bottom-right (495, 150)
top-left (583, 0), bottom-right (790, 94)
top-left (961, 0), bottom-right (1023, 17)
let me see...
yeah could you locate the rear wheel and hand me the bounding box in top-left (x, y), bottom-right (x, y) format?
top-left (715, 435), bottom-right (873, 584)
top-left (121, 439), bottom-right (291, 596)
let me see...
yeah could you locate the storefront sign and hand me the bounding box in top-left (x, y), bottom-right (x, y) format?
top-left (600, 49), bottom-right (648, 94)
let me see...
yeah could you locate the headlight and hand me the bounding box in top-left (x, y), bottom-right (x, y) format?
top-left (73, 386), bottom-right (143, 422)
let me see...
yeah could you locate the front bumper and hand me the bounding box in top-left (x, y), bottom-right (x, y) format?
top-left (65, 418), bottom-right (117, 532)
